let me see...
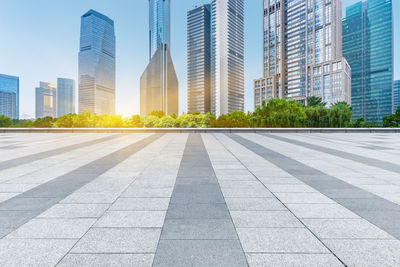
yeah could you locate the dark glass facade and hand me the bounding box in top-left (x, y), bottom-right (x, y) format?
top-left (394, 80), bottom-right (400, 111)
top-left (0, 74), bottom-right (19, 119)
top-left (187, 5), bottom-right (211, 114)
top-left (57, 78), bottom-right (75, 117)
top-left (343, 0), bottom-right (393, 122)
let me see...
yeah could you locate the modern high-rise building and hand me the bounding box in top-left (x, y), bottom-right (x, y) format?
top-left (57, 78), bottom-right (75, 117)
top-left (0, 74), bottom-right (19, 119)
top-left (140, 0), bottom-right (178, 116)
top-left (394, 80), bottom-right (400, 112)
top-left (187, 4), bottom-right (212, 114)
top-left (79, 9), bottom-right (116, 115)
top-left (36, 82), bottom-right (56, 118)
top-left (343, 0), bottom-right (393, 122)
top-left (211, 0), bottom-right (245, 116)
top-left (254, 0), bottom-right (351, 110)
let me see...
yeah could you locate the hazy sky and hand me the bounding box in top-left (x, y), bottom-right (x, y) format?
top-left (0, 0), bottom-right (398, 118)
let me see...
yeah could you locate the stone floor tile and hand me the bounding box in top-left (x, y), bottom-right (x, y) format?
top-left (38, 203), bottom-right (110, 218)
top-left (225, 197), bottom-right (286, 211)
top-left (275, 192), bottom-right (335, 204)
top-left (286, 204), bottom-right (360, 219)
top-left (110, 198), bottom-right (170, 211)
top-left (94, 210), bottom-right (166, 228)
top-left (230, 211), bottom-right (303, 228)
top-left (58, 253), bottom-right (154, 267)
top-left (246, 253), bottom-right (343, 267)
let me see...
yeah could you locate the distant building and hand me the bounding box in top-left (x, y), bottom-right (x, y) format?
top-left (187, 4), bottom-right (212, 114)
top-left (57, 78), bottom-right (75, 117)
top-left (36, 82), bottom-right (56, 118)
top-left (141, 0), bottom-right (178, 116)
top-left (254, 0), bottom-right (351, 110)
top-left (211, 0), bottom-right (245, 116)
top-left (343, 0), bottom-right (393, 121)
top-left (0, 74), bottom-right (19, 119)
top-left (79, 9), bottom-right (116, 115)
top-left (394, 80), bottom-right (400, 112)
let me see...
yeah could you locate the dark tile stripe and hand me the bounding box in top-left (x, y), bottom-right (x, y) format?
top-left (262, 133), bottom-right (400, 174)
top-left (228, 133), bottom-right (400, 240)
top-left (153, 134), bottom-right (247, 267)
top-left (0, 134), bottom-right (126, 171)
top-left (0, 134), bottom-right (163, 237)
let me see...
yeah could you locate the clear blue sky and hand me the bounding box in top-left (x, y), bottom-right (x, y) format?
top-left (0, 0), bottom-right (398, 118)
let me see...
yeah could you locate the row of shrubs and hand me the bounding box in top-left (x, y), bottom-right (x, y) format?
top-left (1, 97), bottom-right (398, 128)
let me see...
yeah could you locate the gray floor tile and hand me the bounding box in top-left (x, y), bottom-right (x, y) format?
top-left (286, 204), bottom-right (359, 219)
top-left (166, 203), bottom-right (231, 219)
top-left (58, 253), bottom-right (154, 267)
top-left (110, 198), bottom-right (170, 211)
top-left (225, 197), bottom-right (286, 211)
top-left (94, 211), bottom-right (166, 228)
top-left (38, 203), bottom-right (110, 218)
top-left (231, 210), bottom-right (303, 228)
top-left (246, 253), bottom-right (343, 267)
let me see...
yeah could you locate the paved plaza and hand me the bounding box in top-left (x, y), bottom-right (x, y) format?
top-left (0, 132), bottom-right (400, 266)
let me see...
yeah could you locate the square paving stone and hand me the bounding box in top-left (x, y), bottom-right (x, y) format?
top-left (110, 198), bottom-right (170, 211)
top-left (153, 240), bottom-right (247, 267)
top-left (6, 218), bottom-right (96, 239)
top-left (221, 188), bottom-right (273, 198)
top-left (60, 192), bottom-right (120, 204)
top-left (71, 228), bottom-right (161, 253)
top-left (166, 203), bottom-right (231, 219)
top-left (94, 211), bottom-right (166, 228)
top-left (0, 197), bottom-right (57, 211)
top-left (230, 211), bottom-right (303, 228)
top-left (121, 188), bottom-right (174, 198)
top-left (161, 219), bottom-right (238, 240)
top-left (0, 210), bottom-right (37, 228)
top-left (275, 193), bottom-right (335, 204)
top-left (245, 253), bottom-right (343, 267)
top-left (323, 239), bottom-right (400, 267)
top-left (58, 253), bottom-right (154, 267)
top-left (286, 204), bottom-right (359, 219)
top-left (38, 204), bottom-right (110, 218)
top-left (266, 184), bottom-right (317, 193)
top-left (170, 192), bottom-right (225, 204)
top-left (303, 218), bottom-right (395, 239)
top-left (0, 238), bottom-right (77, 266)
top-left (236, 228), bottom-right (329, 253)
top-left (225, 197), bottom-right (286, 211)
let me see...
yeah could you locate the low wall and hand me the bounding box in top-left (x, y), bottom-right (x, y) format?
top-left (0, 128), bottom-right (399, 133)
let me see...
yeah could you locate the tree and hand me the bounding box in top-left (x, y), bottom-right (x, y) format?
top-left (150, 110), bottom-right (165, 118)
top-left (383, 106), bottom-right (400, 127)
top-left (33, 117), bottom-right (55, 128)
top-left (211, 111), bottom-right (251, 128)
top-left (127, 115), bottom-right (144, 128)
top-left (328, 102), bottom-right (353, 128)
top-left (304, 106), bottom-right (329, 127)
top-left (55, 114), bottom-right (76, 128)
top-left (306, 96), bottom-right (326, 107)
top-left (0, 115), bottom-right (12, 127)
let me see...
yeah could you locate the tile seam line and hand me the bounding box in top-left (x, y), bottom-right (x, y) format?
top-left (54, 133), bottom-right (168, 266)
top-left (219, 133), bottom-right (346, 267)
top-left (151, 133), bottom-right (188, 267)
top-left (261, 133), bottom-right (400, 175)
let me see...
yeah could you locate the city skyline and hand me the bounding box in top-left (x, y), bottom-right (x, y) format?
top-left (0, 0), bottom-right (398, 118)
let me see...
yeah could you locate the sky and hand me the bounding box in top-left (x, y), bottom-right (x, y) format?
top-left (0, 0), bottom-right (398, 118)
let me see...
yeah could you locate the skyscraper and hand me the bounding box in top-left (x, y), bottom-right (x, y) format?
top-left (394, 80), bottom-right (400, 112)
top-left (343, 0), bottom-right (393, 122)
top-left (140, 0), bottom-right (178, 116)
top-left (36, 82), bottom-right (56, 118)
top-left (0, 74), bottom-right (19, 119)
top-left (187, 4), bottom-right (212, 114)
top-left (79, 9), bottom-right (116, 115)
top-left (254, 0), bottom-right (351, 110)
top-left (57, 78), bottom-right (75, 117)
top-left (211, 0), bottom-right (245, 116)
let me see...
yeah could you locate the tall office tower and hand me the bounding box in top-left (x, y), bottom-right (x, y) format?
top-left (140, 0), bottom-right (178, 116)
top-left (394, 80), bottom-right (400, 111)
top-left (254, 0), bottom-right (351, 110)
top-left (211, 0), bottom-right (245, 116)
top-left (57, 78), bottom-right (75, 117)
top-left (343, 0), bottom-right (393, 122)
top-left (0, 74), bottom-right (19, 119)
top-left (35, 82), bottom-right (56, 118)
top-left (79, 10), bottom-right (116, 115)
top-left (187, 4), bottom-right (211, 114)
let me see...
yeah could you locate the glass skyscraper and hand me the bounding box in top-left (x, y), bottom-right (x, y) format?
top-left (254, 0), bottom-right (351, 109)
top-left (57, 78), bottom-right (75, 117)
top-left (36, 82), bottom-right (57, 118)
top-left (79, 9), bottom-right (116, 115)
top-left (0, 74), bottom-right (19, 119)
top-left (187, 5), bottom-right (211, 114)
top-left (343, 0), bottom-right (393, 122)
top-left (149, 0), bottom-right (171, 60)
top-left (211, 0), bottom-right (245, 116)
top-left (141, 0), bottom-right (178, 116)
top-left (394, 80), bottom-right (400, 112)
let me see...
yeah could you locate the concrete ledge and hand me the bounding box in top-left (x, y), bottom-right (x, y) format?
top-left (0, 128), bottom-right (399, 133)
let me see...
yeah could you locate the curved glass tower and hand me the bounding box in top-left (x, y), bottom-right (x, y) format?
top-left (149, 0), bottom-right (171, 60)
top-left (79, 10), bottom-right (116, 115)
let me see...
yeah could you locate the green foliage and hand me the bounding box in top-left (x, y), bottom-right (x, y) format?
top-left (383, 106), bottom-right (400, 127)
top-left (127, 115), bottom-right (144, 128)
top-left (176, 113), bottom-right (214, 128)
top-left (252, 99), bottom-right (307, 128)
top-left (304, 105), bottom-right (329, 127)
top-left (306, 96), bottom-right (326, 107)
top-left (0, 115), bottom-right (12, 127)
top-left (150, 110), bottom-right (166, 118)
top-left (328, 102), bottom-right (353, 128)
top-left (211, 111), bottom-right (251, 128)
top-left (33, 116), bottom-right (56, 128)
